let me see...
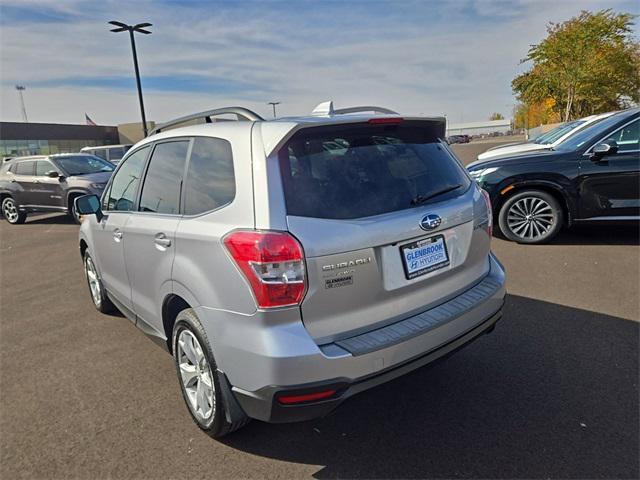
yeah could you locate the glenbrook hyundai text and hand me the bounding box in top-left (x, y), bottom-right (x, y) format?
top-left (75, 101), bottom-right (506, 437)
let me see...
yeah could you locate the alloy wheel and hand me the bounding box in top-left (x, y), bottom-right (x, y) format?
top-left (2, 199), bottom-right (19, 223)
top-left (177, 330), bottom-right (216, 422)
top-left (506, 196), bottom-right (555, 241)
top-left (84, 256), bottom-right (102, 308)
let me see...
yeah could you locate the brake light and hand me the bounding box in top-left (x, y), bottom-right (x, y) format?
top-left (368, 117), bottom-right (403, 125)
top-left (223, 230), bottom-right (306, 309)
top-left (480, 189), bottom-right (493, 237)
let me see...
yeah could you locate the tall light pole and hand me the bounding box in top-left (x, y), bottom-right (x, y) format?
top-left (267, 101), bottom-right (280, 118)
top-left (109, 21), bottom-right (152, 136)
top-left (15, 85), bottom-right (28, 122)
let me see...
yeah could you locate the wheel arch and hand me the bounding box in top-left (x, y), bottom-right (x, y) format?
top-left (66, 189), bottom-right (90, 211)
top-left (494, 181), bottom-right (575, 226)
top-left (162, 294), bottom-right (193, 353)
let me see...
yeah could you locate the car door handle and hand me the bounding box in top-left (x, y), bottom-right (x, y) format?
top-left (154, 233), bottom-right (172, 248)
top-left (113, 229), bottom-right (123, 242)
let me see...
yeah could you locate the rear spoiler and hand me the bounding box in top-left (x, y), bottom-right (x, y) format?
top-left (260, 116), bottom-right (447, 158)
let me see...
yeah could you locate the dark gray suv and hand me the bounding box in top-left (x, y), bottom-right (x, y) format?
top-left (0, 154), bottom-right (114, 224)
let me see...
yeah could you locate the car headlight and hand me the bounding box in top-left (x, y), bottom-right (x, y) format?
top-left (468, 167), bottom-right (499, 179)
top-left (90, 183), bottom-right (106, 190)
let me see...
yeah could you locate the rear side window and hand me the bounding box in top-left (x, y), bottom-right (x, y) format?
top-left (139, 141), bottom-right (189, 214)
top-left (183, 137), bottom-right (235, 215)
top-left (15, 161), bottom-right (35, 175)
top-left (106, 146), bottom-right (149, 211)
top-left (278, 122), bottom-right (470, 219)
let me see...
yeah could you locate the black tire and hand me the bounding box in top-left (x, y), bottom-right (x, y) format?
top-left (83, 251), bottom-right (115, 313)
top-left (498, 190), bottom-right (563, 244)
top-left (1, 197), bottom-right (27, 224)
top-left (172, 308), bottom-right (250, 438)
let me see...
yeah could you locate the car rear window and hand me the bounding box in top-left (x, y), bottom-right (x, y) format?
top-left (278, 122), bottom-right (470, 219)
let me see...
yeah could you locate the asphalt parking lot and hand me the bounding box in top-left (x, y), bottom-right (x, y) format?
top-left (1, 140), bottom-right (638, 479)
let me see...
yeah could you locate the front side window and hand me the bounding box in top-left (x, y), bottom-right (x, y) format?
top-left (278, 122), bottom-right (470, 219)
top-left (15, 161), bottom-right (35, 176)
top-left (52, 155), bottom-right (114, 176)
top-left (139, 141), bottom-right (189, 214)
top-left (106, 146), bottom-right (149, 211)
top-left (36, 160), bottom-right (56, 176)
top-left (603, 119), bottom-right (639, 153)
top-left (183, 137), bottom-right (235, 215)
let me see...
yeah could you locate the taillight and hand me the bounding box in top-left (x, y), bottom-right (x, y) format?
top-left (223, 230), bottom-right (306, 309)
top-left (480, 189), bottom-right (493, 237)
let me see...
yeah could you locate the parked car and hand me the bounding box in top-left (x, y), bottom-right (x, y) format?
top-left (80, 144), bottom-right (132, 164)
top-left (447, 134), bottom-right (470, 144)
top-left (0, 154), bottom-right (114, 224)
top-left (75, 102), bottom-right (506, 437)
top-left (477, 112), bottom-right (615, 161)
top-left (468, 108), bottom-right (639, 244)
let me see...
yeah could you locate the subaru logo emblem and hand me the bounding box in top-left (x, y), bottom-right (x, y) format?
top-left (420, 214), bottom-right (441, 231)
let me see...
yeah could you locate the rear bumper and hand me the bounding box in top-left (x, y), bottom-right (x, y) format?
top-left (234, 307), bottom-right (502, 423)
top-left (199, 253), bottom-right (506, 423)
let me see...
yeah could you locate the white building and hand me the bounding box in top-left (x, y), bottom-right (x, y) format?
top-left (446, 119), bottom-right (511, 136)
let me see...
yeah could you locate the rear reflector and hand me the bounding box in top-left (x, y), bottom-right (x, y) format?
top-left (278, 389), bottom-right (337, 405)
top-left (223, 230), bottom-right (307, 309)
top-left (368, 117), bottom-right (403, 125)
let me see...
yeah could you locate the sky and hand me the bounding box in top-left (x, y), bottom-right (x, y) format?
top-left (0, 0), bottom-right (638, 126)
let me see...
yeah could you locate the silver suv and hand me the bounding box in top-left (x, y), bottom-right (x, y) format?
top-left (76, 102), bottom-right (506, 437)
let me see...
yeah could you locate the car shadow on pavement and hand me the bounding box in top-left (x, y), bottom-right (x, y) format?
top-left (548, 224), bottom-right (639, 246)
top-left (222, 294), bottom-right (639, 479)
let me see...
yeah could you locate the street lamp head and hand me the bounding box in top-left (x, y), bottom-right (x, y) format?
top-left (108, 20), bottom-right (129, 32)
top-left (133, 22), bottom-right (152, 34)
top-left (15, 85), bottom-right (26, 91)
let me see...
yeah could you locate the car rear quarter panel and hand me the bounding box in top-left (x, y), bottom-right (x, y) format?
top-left (171, 125), bottom-right (258, 316)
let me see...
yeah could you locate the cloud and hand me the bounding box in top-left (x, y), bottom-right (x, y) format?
top-left (1, 0), bottom-right (638, 125)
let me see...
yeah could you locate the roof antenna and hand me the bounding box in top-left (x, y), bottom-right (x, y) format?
top-left (311, 101), bottom-right (335, 116)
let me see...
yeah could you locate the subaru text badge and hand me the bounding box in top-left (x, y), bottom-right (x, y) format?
top-left (420, 214), bottom-right (441, 231)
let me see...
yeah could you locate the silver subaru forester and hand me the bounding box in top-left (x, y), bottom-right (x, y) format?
top-left (76, 102), bottom-right (506, 437)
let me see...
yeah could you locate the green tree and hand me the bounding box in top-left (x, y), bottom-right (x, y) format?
top-left (512, 9), bottom-right (640, 121)
top-left (489, 112), bottom-right (505, 120)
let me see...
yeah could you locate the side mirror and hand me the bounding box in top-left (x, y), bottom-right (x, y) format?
top-left (75, 194), bottom-right (103, 221)
top-left (46, 170), bottom-right (59, 178)
top-left (591, 142), bottom-right (618, 158)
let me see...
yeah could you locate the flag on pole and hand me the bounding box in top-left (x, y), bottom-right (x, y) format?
top-left (85, 114), bottom-right (97, 126)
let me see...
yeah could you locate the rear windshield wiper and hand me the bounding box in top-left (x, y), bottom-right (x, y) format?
top-left (411, 184), bottom-right (463, 206)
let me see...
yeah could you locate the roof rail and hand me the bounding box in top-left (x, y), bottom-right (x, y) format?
top-left (334, 106), bottom-right (399, 115)
top-left (149, 107), bottom-right (264, 136)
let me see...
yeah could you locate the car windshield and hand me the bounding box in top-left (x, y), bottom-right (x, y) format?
top-left (533, 120), bottom-right (584, 145)
top-left (554, 112), bottom-right (633, 152)
top-left (52, 155), bottom-right (114, 175)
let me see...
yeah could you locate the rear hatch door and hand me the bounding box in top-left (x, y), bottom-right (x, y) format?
top-left (278, 120), bottom-right (492, 344)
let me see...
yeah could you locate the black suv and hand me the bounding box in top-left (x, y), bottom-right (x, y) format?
top-left (0, 154), bottom-right (114, 224)
top-left (468, 108), bottom-right (639, 244)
